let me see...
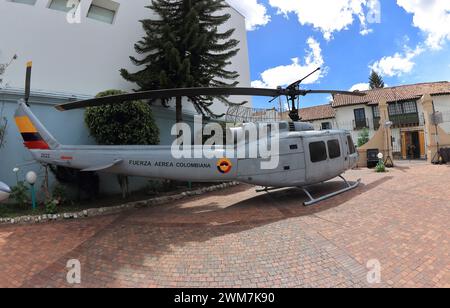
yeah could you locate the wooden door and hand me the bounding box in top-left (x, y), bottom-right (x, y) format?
top-left (419, 131), bottom-right (425, 159)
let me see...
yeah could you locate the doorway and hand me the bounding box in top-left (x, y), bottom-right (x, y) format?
top-left (401, 130), bottom-right (425, 159)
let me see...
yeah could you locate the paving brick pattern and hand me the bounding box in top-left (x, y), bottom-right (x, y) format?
top-left (0, 163), bottom-right (449, 288)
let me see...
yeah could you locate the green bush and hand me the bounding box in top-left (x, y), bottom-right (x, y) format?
top-left (52, 184), bottom-right (68, 205)
top-left (357, 128), bottom-right (370, 147)
top-left (84, 90), bottom-right (160, 146)
top-left (0, 117), bottom-right (7, 149)
top-left (10, 182), bottom-right (30, 208)
top-left (375, 160), bottom-right (387, 173)
top-left (45, 199), bottom-right (58, 215)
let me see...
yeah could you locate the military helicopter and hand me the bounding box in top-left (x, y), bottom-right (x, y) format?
top-left (13, 63), bottom-right (365, 206)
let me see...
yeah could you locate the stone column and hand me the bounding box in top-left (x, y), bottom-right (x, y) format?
top-left (379, 99), bottom-right (393, 161)
top-left (420, 94), bottom-right (437, 163)
top-left (356, 99), bottom-right (393, 167)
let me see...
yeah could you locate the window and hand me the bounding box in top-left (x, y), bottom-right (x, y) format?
top-left (372, 105), bottom-right (380, 118)
top-left (10, 0), bottom-right (37, 5)
top-left (321, 122), bottom-right (332, 130)
top-left (87, 0), bottom-right (119, 24)
top-left (388, 103), bottom-right (403, 116)
top-left (309, 142), bottom-right (327, 163)
top-left (327, 140), bottom-right (341, 159)
top-left (347, 135), bottom-right (356, 154)
top-left (402, 101), bottom-right (417, 114)
top-left (48, 0), bottom-right (72, 12)
top-left (354, 108), bottom-right (367, 129)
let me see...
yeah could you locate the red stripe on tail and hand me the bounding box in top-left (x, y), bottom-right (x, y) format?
top-left (24, 140), bottom-right (50, 150)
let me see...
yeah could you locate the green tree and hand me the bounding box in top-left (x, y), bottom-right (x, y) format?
top-left (85, 90), bottom-right (160, 146)
top-left (120, 0), bottom-right (240, 123)
top-left (369, 70), bottom-right (385, 89)
top-left (357, 127), bottom-right (370, 147)
top-left (84, 89), bottom-right (160, 197)
top-left (0, 117), bottom-right (6, 150)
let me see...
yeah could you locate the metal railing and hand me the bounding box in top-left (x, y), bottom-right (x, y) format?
top-left (353, 118), bottom-right (369, 130)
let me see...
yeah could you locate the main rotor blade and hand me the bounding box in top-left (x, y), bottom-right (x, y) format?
top-left (25, 61), bottom-right (32, 105)
top-left (55, 87), bottom-right (366, 111)
top-left (305, 90), bottom-right (367, 96)
top-left (55, 87), bottom-right (282, 111)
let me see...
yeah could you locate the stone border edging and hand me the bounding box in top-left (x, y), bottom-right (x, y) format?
top-left (0, 182), bottom-right (240, 225)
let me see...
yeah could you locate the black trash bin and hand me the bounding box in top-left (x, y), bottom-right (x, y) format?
top-left (367, 149), bottom-right (379, 168)
top-left (439, 148), bottom-right (450, 164)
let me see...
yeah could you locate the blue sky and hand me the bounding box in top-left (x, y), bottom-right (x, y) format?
top-left (228, 0), bottom-right (450, 109)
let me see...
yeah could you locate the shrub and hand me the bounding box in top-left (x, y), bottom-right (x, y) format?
top-left (10, 181), bottom-right (30, 208)
top-left (84, 90), bottom-right (160, 146)
top-left (357, 127), bottom-right (370, 147)
top-left (375, 160), bottom-right (387, 173)
top-left (45, 199), bottom-right (58, 215)
top-left (52, 184), bottom-right (68, 205)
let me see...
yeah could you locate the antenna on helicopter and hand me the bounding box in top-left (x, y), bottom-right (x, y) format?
top-left (287, 67), bottom-right (321, 90)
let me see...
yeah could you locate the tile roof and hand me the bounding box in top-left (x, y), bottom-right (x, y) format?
top-left (332, 81), bottom-right (450, 108)
top-left (299, 104), bottom-right (336, 121)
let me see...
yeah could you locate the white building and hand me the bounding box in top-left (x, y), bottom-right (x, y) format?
top-left (0, 0), bottom-right (251, 115)
top-left (299, 82), bottom-right (450, 160)
top-left (0, 0), bottom-right (251, 193)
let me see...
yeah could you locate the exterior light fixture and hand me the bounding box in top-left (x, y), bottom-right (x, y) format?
top-left (25, 171), bottom-right (38, 210)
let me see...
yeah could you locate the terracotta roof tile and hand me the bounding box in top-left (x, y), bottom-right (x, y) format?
top-left (332, 81), bottom-right (450, 108)
top-left (299, 104), bottom-right (336, 121)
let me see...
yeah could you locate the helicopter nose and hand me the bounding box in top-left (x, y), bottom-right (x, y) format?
top-left (0, 182), bottom-right (11, 202)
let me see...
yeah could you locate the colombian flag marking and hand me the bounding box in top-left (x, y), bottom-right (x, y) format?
top-left (217, 158), bottom-right (232, 174)
top-left (15, 116), bottom-right (50, 150)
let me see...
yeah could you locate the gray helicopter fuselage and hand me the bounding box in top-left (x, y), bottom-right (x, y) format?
top-left (0, 182), bottom-right (11, 202)
top-left (29, 130), bottom-right (358, 188)
top-left (15, 101), bottom-right (358, 189)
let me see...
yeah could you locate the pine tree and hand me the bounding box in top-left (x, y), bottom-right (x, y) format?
top-left (120, 0), bottom-right (240, 123)
top-left (369, 70), bottom-right (385, 89)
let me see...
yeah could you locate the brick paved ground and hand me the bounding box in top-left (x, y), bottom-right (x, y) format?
top-left (0, 162), bottom-right (449, 288)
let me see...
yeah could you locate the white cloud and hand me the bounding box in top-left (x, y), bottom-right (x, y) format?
top-left (268, 0), bottom-right (378, 40)
top-left (396, 0), bottom-right (450, 50)
top-left (349, 83), bottom-right (370, 91)
top-left (227, 0), bottom-right (271, 31)
top-left (370, 45), bottom-right (424, 77)
top-left (252, 37), bottom-right (325, 88)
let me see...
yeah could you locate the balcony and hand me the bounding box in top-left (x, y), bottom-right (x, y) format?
top-left (389, 113), bottom-right (420, 127)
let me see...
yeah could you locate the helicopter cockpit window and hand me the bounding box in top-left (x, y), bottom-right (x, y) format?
top-left (309, 141), bottom-right (327, 163)
top-left (347, 135), bottom-right (356, 154)
top-left (327, 140), bottom-right (341, 159)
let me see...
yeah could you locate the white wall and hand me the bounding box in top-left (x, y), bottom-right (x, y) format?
top-left (307, 118), bottom-right (339, 131)
top-left (433, 95), bottom-right (450, 133)
top-left (334, 104), bottom-right (376, 142)
top-left (0, 0), bottom-right (251, 116)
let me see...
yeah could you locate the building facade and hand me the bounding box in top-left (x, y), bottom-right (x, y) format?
top-left (299, 82), bottom-right (450, 160)
top-left (0, 0), bottom-right (251, 193)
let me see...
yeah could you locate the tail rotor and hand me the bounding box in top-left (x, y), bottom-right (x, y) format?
top-left (24, 61), bottom-right (32, 106)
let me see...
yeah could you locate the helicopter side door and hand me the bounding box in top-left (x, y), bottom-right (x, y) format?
top-left (344, 133), bottom-right (358, 169)
top-left (304, 135), bottom-right (346, 184)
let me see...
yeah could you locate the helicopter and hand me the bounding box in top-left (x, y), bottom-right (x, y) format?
top-left (13, 62), bottom-right (365, 206)
top-left (0, 182), bottom-right (11, 203)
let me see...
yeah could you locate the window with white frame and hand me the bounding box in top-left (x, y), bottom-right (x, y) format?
top-left (10, 0), bottom-right (37, 5)
top-left (87, 0), bottom-right (119, 24)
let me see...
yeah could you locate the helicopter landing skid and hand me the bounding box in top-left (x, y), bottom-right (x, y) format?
top-left (302, 176), bottom-right (361, 206)
top-left (255, 186), bottom-right (282, 193)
